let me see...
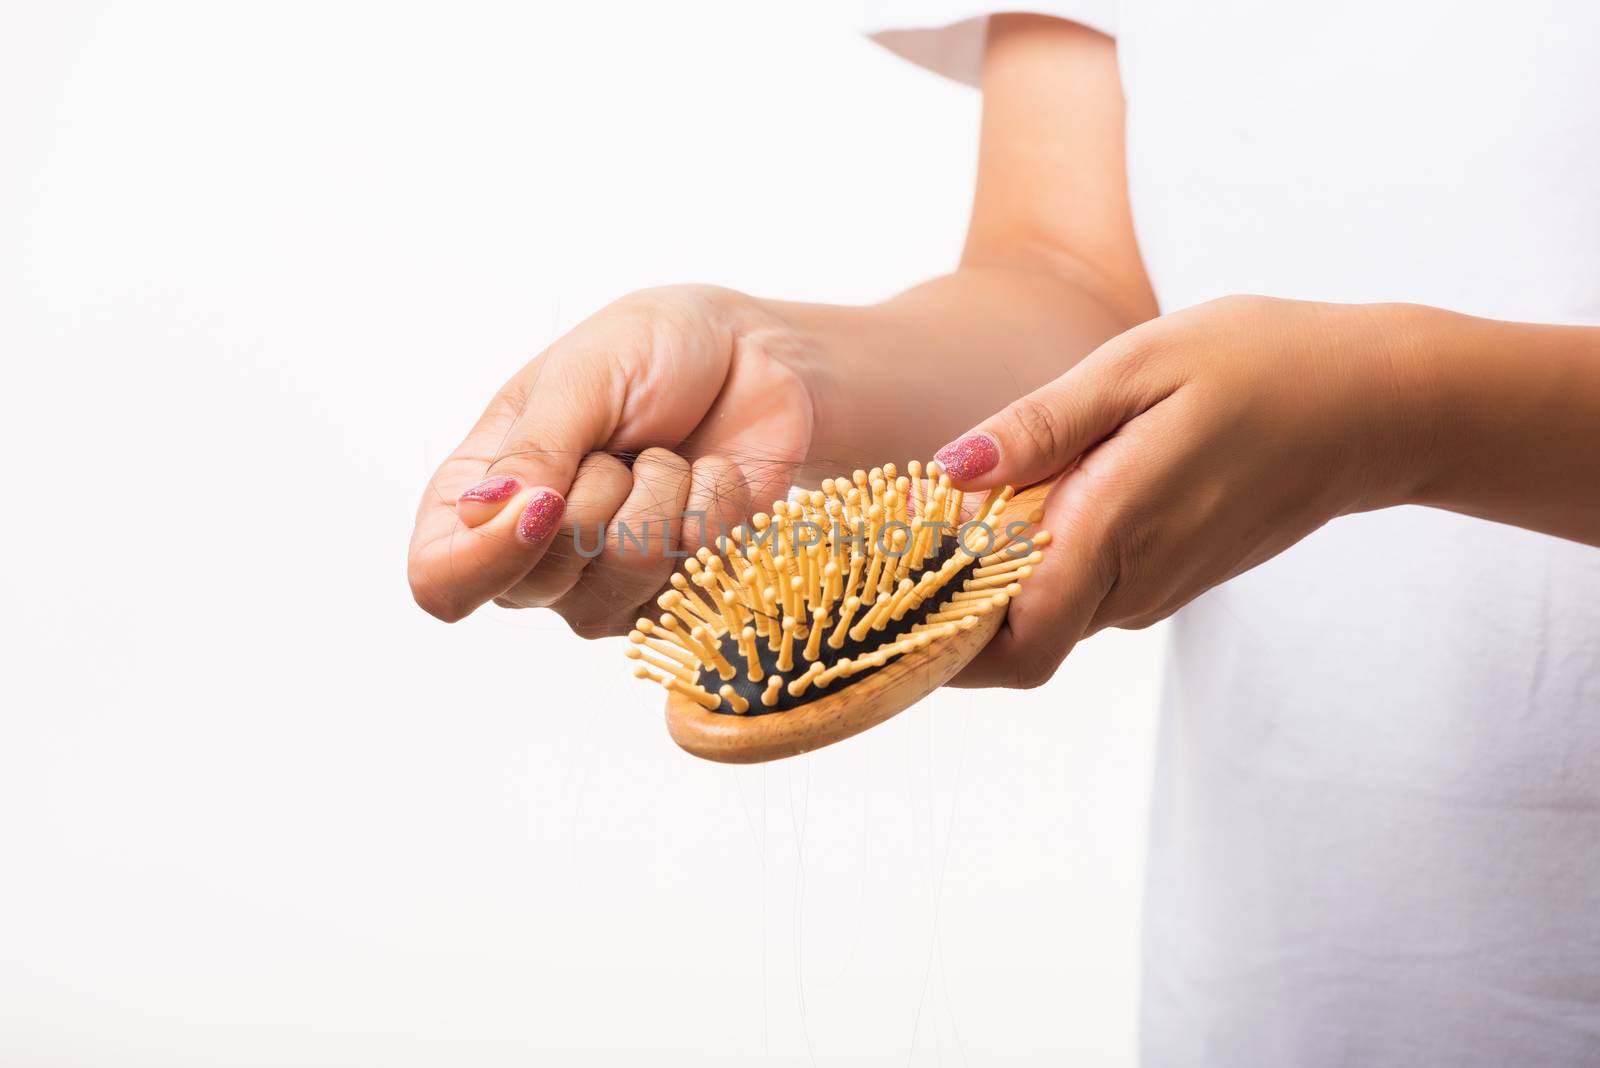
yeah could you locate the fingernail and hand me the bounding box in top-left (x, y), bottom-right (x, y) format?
top-left (934, 433), bottom-right (1000, 482)
top-left (459, 475), bottom-right (520, 505)
top-left (455, 475), bottom-right (522, 528)
top-left (516, 489), bottom-right (565, 544)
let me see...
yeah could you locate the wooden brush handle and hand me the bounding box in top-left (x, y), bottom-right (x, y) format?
top-left (664, 477), bottom-right (1058, 763)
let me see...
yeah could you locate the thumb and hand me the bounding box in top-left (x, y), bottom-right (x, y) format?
top-left (408, 353), bottom-right (624, 622)
top-left (455, 354), bottom-right (622, 528)
top-left (464, 354), bottom-right (624, 518)
top-left (932, 351), bottom-right (1147, 491)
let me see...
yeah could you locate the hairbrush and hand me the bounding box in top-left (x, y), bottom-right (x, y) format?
top-left (626, 460), bottom-right (1053, 763)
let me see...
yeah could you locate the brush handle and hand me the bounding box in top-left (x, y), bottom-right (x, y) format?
top-left (663, 477), bottom-right (1057, 763)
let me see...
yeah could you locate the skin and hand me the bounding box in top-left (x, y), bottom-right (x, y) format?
top-left (408, 14), bottom-right (1600, 685)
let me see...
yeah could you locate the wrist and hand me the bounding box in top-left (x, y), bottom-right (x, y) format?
top-left (758, 266), bottom-right (1139, 470)
top-left (1385, 305), bottom-right (1600, 529)
top-left (1339, 301), bottom-right (1453, 514)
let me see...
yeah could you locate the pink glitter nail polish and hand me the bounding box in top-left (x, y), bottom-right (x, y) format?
top-left (517, 490), bottom-right (565, 544)
top-left (459, 475), bottom-right (520, 504)
top-left (934, 434), bottom-right (1000, 482)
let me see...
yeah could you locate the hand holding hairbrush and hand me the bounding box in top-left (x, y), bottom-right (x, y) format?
top-left (626, 460), bottom-right (1055, 763)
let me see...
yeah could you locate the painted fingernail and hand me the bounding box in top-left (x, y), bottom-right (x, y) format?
top-left (459, 475), bottom-right (520, 505)
top-left (934, 433), bottom-right (1000, 481)
top-left (455, 475), bottom-right (522, 528)
top-left (516, 489), bottom-right (565, 544)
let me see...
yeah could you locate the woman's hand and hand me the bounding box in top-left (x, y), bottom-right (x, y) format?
top-left (408, 285), bottom-right (818, 634)
top-left (934, 295), bottom-right (1431, 688)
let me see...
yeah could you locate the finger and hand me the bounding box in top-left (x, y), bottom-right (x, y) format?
top-left (499, 452), bottom-right (634, 609)
top-left (408, 355), bottom-right (618, 621)
top-left (408, 477), bottom-right (567, 623)
top-left (465, 353), bottom-right (627, 522)
top-left (930, 336), bottom-right (1170, 492)
top-left (682, 454), bottom-right (753, 557)
top-left (547, 448), bottom-right (694, 635)
top-left (948, 472), bottom-right (1117, 689)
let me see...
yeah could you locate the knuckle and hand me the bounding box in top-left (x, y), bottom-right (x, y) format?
top-left (1094, 521), bottom-right (1153, 626)
top-left (1010, 654), bottom-right (1060, 690)
top-left (1110, 519), bottom-right (1153, 576)
top-left (1122, 609), bottom-right (1168, 631)
top-left (570, 619), bottom-right (628, 640)
top-left (575, 450), bottom-right (630, 480)
top-left (623, 449), bottom-right (691, 510)
top-left (1113, 518), bottom-right (1156, 583)
top-left (567, 453), bottom-right (633, 513)
top-left (1004, 396), bottom-right (1068, 462)
top-left (614, 287), bottom-right (723, 354)
top-left (1110, 346), bottom-right (1153, 394)
top-left (484, 380), bottom-right (532, 428)
top-left (1096, 334), bottom-right (1159, 399)
top-left (623, 283), bottom-right (731, 321)
top-left (1206, 292), bottom-right (1268, 315)
top-left (633, 446), bottom-right (690, 477)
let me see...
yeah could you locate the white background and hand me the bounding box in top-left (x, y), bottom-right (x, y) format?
top-left (0, 1), bottom-right (1164, 1064)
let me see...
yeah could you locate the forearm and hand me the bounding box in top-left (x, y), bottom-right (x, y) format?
top-left (1394, 305), bottom-right (1600, 546)
top-left (756, 264), bottom-right (1137, 475)
top-left (734, 14), bottom-right (1146, 479)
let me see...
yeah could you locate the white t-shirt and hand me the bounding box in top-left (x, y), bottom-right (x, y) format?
top-left (861, 2), bottom-right (1600, 1064)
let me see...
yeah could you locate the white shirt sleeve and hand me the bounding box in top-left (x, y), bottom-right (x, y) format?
top-left (858, 1), bottom-right (1117, 86)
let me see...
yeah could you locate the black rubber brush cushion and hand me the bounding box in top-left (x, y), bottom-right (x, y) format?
top-left (700, 535), bottom-right (983, 715)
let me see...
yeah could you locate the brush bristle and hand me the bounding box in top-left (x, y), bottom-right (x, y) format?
top-left (626, 461), bottom-right (1048, 714)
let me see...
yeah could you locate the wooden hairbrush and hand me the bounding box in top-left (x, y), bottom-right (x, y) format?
top-left (627, 460), bottom-right (1052, 763)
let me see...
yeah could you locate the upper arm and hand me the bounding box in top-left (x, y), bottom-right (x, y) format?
top-left (963, 14), bottom-right (1158, 325)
